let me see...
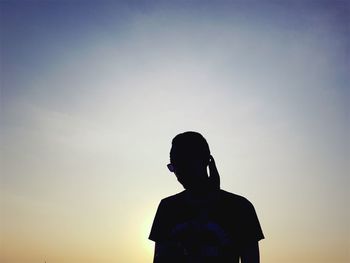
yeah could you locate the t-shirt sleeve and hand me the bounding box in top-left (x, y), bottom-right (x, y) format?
top-left (240, 199), bottom-right (265, 243)
top-left (149, 200), bottom-right (169, 242)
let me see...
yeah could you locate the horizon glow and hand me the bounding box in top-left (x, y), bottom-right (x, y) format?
top-left (1, 1), bottom-right (349, 263)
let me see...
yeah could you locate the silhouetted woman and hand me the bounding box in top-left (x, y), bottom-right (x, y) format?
top-left (149, 131), bottom-right (264, 262)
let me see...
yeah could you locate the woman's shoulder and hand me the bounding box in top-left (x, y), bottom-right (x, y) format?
top-left (160, 190), bottom-right (187, 205)
top-left (218, 189), bottom-right (255, 209)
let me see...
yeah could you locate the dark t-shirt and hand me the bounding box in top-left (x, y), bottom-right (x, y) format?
top-left (149, 189), bottom-right (264, 262)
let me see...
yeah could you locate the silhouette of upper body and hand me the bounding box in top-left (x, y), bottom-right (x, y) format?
top-left (149, 132), bottom-right (264, 263)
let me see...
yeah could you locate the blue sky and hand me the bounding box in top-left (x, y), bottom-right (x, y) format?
top-left (1, 1), bottom-right (349, 262)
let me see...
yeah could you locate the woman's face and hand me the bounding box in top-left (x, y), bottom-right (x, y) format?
top-left (172, 159), bottom-right (208, 190)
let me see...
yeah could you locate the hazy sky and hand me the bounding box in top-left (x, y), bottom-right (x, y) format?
top-left (1, 1), bottom-right (349, 262)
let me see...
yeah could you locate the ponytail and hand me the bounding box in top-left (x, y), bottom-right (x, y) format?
top-left (208, 155), bottom-right (220, 190)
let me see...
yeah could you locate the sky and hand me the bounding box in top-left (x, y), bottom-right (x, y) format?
top-left (0, 0), bottom-right (349, 262)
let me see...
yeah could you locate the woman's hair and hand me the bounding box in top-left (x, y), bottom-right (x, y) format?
top-left (170, 131), bottom-right (210, 166)
top-left (170, 131), bottom-right (220, 189)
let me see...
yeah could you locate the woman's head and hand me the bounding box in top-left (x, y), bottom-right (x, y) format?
top-left (170, 131), bottom-right (210, 168)
top-left (169, 131), bottom-right (215, 191)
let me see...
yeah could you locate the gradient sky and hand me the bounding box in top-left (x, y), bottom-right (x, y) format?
top-left (1, 1), bottom-right (349, 262)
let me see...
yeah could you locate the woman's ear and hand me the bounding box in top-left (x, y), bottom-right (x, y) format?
top-left (207, 155), bottom-right (212, 165)
top-left (208, 155), bottom-right (214, 164)
top-left (208, 155), bottom-right (220, 189)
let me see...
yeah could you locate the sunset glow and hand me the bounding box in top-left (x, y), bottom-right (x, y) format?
top-left (1, 1), bottom-right (349, 262)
